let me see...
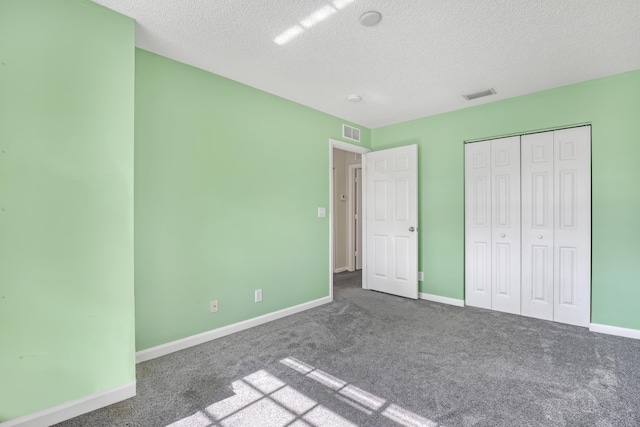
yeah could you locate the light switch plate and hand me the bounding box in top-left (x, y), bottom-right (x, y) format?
top-left (317, 207), bottom-right (326, 218)
top-left (418, 272), bottom-right (424, 281)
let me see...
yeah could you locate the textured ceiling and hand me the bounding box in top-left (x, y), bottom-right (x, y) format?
top-left (92, 0), bottom-right (640, 128)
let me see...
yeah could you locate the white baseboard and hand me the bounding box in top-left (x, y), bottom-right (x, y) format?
top-left (334, 267), bottom-right (349, 273)
top-left (590, 323), bottom-right (640, 340)
top-left (136, 296), bottom-right (333, 363)
top-left (0, 381), bottom-right (135, 427)
top-left (419, 292), bottom-right (465, 307)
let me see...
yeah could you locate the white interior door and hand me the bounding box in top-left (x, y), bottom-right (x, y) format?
top-left (365, 145), bottom-right (418, 299)
top-left (464, 140), bottom-right (492, 309)
top-left (521, 132), bottom-right (554, 320)
top-left (490, 137), bottom-right (521, 314)
top-left (553, 127), bottom-right (591, 327)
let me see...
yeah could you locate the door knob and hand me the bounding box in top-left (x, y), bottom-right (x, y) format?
top-left (538, 235), bottom-right (543, 239)
top-left (409, 227), bottom-right (415, 232)
top-left (500, 233), bottom-right (505, 238)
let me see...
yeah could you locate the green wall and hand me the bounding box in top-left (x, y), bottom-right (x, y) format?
top-left (371, 70), bottom-right (640, 330)
top-left (0, 1), bottom-right (636, 421)
top-left (135, 49), bottom-right (370, 350)
top-left (0, 0), bottom-right (135, 421)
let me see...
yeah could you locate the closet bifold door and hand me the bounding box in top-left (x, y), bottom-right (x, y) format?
top-left (521, 127), bottom-right (591, 326)
top-left (490, 136), bottom-right (521, 314)
top-left (521, 132), bottom-right (554, 320)
top-left (553, 127), bottom-right (591, 327)
top-left (465, 137), bottom-right (521, 313)
top-left (465, 140), bottom-right (492, 309)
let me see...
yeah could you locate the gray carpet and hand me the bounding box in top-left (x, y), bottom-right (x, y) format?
top-left (57, 271), bottom-right (640, 427)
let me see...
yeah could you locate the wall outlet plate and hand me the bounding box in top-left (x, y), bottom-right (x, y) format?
top-left (210, 299), bottom-right (218, 313)
top-left (255, 289), bottom-right (262, 303)
top-left (418, 272), bottom-right (424, 281)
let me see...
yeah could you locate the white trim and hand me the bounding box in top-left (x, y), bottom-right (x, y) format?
top-left (347, 164), bottom-right (355, 272)
top-left (419, 293), bottom-right (465, 307)
top-left (361, 153), bottom-right (368, 289)
top-left (329, 143), bottom-right (335, 300)
top-left (331, 139), bottom-right (370, 154)
top-left (331, 166), bottom-right (337, 293)
top-left (0, 381), bottom-right (135, 427)
top-left (590, 323), bottom-right (640, 340)
top-left (330, 139), bottom-right (371, 298)
top-left (136, 296), bottom-right (332, 363)
top-left (347, 164), bottom-right (362, 272)
top-left (334, 266), bottom-right (349, 273)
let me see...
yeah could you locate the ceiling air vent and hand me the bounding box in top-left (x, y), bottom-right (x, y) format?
top-left (342, 124), bottom-right (361, 142)
top-left (463, 88), bottom-right (496, 101)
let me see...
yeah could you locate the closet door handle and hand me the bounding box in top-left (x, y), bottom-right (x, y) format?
top-left (500, 233), bottom-right (505, 238)
top-left (538, 235), bottom-right (543, 239)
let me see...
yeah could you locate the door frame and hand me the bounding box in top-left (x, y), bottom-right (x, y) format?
top-left (347, 164), bottom-right (362, 272)
top-left (329, 139), bottom-right (371, 300)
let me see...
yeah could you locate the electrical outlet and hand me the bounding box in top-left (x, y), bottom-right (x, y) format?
top-left (210, 299), bottom-right (218, 313)
top-left (418, 272), bottom-right (424, 282)
top-left (255, 289), bottom-right (262, 303)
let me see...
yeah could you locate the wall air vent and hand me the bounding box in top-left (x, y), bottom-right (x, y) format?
top-left (463, 88), bottom-right (496, 101)
top-left (342, 124), bottom-right (361, 142)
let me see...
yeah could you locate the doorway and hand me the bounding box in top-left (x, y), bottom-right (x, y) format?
top-left (329, 139), bottom-right (419, 300)
top-left (329, 140), bottom-right (370, 300)
top-left (333, 149), bottom-right (362, 273)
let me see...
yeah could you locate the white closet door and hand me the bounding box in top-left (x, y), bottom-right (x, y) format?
top-left (553, 127), bottom-right (591, 327)
top-left (521, 132), bottom-right (554, 320)
top-left (491, 137), bottom-right (521, 314)
top-left (464, 141), bottom-right (492, 309)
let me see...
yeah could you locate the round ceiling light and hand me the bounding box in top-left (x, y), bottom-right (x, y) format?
top-left (347, 95), bottom-right (362, 102)
top-left (360, 11), bottom-right (382, 27)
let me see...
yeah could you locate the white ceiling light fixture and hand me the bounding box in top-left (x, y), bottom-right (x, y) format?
top-left (360, 11), bottom-right (382, 27)
top-left (347, 95), bottom-right (362, 102)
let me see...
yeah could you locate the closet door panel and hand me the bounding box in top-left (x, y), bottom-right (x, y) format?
top-left (521, 132), bottom-right (554, 320)
top-left (553, 127), bottom-right (591, 327)
top-left (491, 137), bottom-right (521, 314)
top-left (465, 141), bottom-right (492, 309)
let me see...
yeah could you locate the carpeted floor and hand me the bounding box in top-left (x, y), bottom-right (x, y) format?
top-left (57, 271), bottom-right (640, 426)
